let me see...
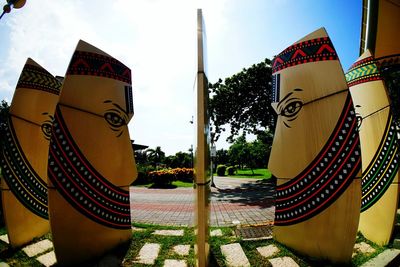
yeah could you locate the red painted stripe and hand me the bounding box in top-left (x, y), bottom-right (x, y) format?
top-left (276, 156), bottom-right (360, 224)
top-left (50, 148), bottom-right (129, 216)
top-left (48, 168), bottom-right (129, 227)
top-left (276, 134), bottom-right (360, 213)
top-left (277, 115), bottom-right (357, 201)
top-left (278, 98), bottom-right (352, 190)
top-left (55, 110), bottom-right (129, 196)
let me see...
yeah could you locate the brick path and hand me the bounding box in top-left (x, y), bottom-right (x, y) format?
top-left (130, 177), bottom-right (275, 227)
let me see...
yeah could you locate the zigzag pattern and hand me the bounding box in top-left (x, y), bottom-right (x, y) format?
top-left (346, 57), bottom-right (381, 87)
top-left (272, 37), bottom-right (338, 73)
top-left (67, 51), bottom-right (131, 84)
top-left (376, 54), bottom-right (400, 70)
top-left (17, 64), bottom-right (61, 95)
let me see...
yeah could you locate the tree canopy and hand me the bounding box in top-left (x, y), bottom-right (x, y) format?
top-left (209, 58), bottom-right (275, 142)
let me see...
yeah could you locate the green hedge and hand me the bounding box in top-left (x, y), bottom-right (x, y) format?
top-left (216, 165), bottom-right (227, 176)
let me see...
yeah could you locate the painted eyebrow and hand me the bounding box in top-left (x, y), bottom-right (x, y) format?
top-left (277, 92), bottom-right (294, 110)
top-left (277, 88), bottom-right (304, 110)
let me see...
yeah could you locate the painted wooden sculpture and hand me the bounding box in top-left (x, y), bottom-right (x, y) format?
top-left (47, 40), bottom-right (137, 265)
top-left (268, 28), bottom-right (362, 263)
top-left (195, 8), bottom-right (211, 267)
top-left (346, 50), bottom-right (399, 245)
top-left (0, 58), bottom-right (61, 247)
top-left (360, 0), bottom-right (400, 68)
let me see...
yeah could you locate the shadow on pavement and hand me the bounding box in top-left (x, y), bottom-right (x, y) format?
top-left (212, 179), bottom-right (275, 209)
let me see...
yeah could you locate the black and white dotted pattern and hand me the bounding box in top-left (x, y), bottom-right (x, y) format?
top-left (361, 116), bottom-right (399, 211)
top-left (275, 94), bottom-right (361, 226)
top-left (0, 117), bottom-right (48, 219)
top-left (48, 106), bottom-right (131, 229)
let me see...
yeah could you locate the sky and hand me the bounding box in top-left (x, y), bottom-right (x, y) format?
top-left (0, 0), bottom-right (362, 156)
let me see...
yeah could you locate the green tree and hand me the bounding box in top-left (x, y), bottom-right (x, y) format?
top-left (214, 148), bottom-right (229, 166)
top-left (209, 58), bottom-right (274, 142)
top-left (165, 151), bottom-right (192, 168)
top-left (228, 134), bottom-right (251, 170)
top-left (146, 146), bottom-right (165, 167)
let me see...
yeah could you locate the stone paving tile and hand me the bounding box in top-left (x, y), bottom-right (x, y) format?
top-left (354, 242), bottom-right (376, 254)
top-left (153, 230), bottom-right (184, 236)
top-left (210, 229), bottom-right (223, 237)
top-left (135, 243), bottom-right (161, 265)
top-left (269, 257), bottom-right (299, 267)
top-left (257, 244), bottom-right (279, 258)
top-left (164, 259), bottom-right (187, 267)
top-left (130, 177), bottom-right (275, 227)
top-left (220, 243), bottom-right (250, 267)
top-left (36, 251), bottom-right (57, 267)
top-left (22, 239), bottom-right (53, 257)
top-left (173, 245), bottom-right (190, 256)
top-left (0, 235), bottom-right (9, 244)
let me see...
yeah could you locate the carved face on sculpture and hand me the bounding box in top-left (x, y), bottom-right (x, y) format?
top-left (41, 112), bottom-right (55, 140)
top-left (268, 28), bottom-right (350, 178)
top-left (273, 88), bottom-right (304, 128)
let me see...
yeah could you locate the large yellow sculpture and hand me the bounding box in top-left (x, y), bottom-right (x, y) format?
top-left (47, 40), bottom-right (137, 265)
top-left (0, 58), bottom-right (61, 247)
top-left (346, 50), bottom-right (399, 245)
top-left (268, 28), bottom-right (361, 263)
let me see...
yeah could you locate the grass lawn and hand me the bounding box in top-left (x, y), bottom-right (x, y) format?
top-left (133, 180), bottom-right (193, 188)
top-left (0, 224), bottom-right (387, 266)
top-left (215, 168), bottom-right (272, 179)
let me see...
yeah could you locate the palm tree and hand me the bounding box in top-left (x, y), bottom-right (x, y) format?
top-left (146, 146), bottom-right (165, 167)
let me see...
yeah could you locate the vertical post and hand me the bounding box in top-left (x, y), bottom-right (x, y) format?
top-left (195, 8), bottom-right (210, 267)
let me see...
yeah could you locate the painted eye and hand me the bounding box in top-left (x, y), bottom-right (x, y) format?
top-left (281, 100), bottom-right (303, 118)
top-left (41, 121), bottom-right (52, 140)
top-left (104, 111), bottom-right (126, 128)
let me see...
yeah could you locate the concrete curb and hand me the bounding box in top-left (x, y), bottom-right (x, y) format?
top-left (360, 249), bottom-right (400, 267)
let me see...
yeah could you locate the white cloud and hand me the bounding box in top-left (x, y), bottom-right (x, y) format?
top-left (0, 0), bottom-right (230, 155)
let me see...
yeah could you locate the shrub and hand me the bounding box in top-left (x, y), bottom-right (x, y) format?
top-left (216, 164), bottom-right (227, 176)
top-left (226, 166), bottom-right (236, 176)
top-left (132, 164), bottom-right (155, 185)
top-left (149, 169), bottom-right (175, 186)
top-left (173, 168), bottom-right (194, 182)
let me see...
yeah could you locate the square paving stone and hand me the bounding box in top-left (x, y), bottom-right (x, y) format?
top-left (220, 243), bottom-right (250, 267)
top-left (22, 239), bottom-right (53, 257)
top-left (354, 242), bottom-right (376, 254)
top-left (269, 257), bottom-right (299, 267)
top-left (0, 235), bottom-right (9, 244)
top-left (210, 229), bottom-right (223, 237)
top-left (257, 244), bottom-right (279, 258)
top-left (173, 245), bottom-right (190, 256)
top-left (164, 259), bottom-right (187, 267)
top-left (36, 251), bottom-right (57, 267)
top-left (153, 230), bottom-right (184, 236)
top-left (135, 243), bottom-right (161, 265)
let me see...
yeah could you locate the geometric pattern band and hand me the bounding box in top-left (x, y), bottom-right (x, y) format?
top-left (361, 114), bottom-right (398, 212)
top-left (16, 63), bottom-right (61, 95)
top-left (346, 56), bottom-right (382, 87)
top-left (67, 51), bottom-right (131, 84)
top-left (48, 106), bottom-right (131, 229)
top-left (375, 54), bottom-right (400, 71)
top-left (0, 117), bottom-right (48, 219)
top-left (272, 36), bottom-right (338, 73)
top-left (275, 93), bottom-right (361, 226)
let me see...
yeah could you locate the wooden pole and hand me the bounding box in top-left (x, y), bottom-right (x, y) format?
top-left (195, 8), bottom-right (210, 267)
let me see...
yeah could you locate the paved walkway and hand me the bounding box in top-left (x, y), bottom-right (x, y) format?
top-left (130, 177), bottom-right (275, 227)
